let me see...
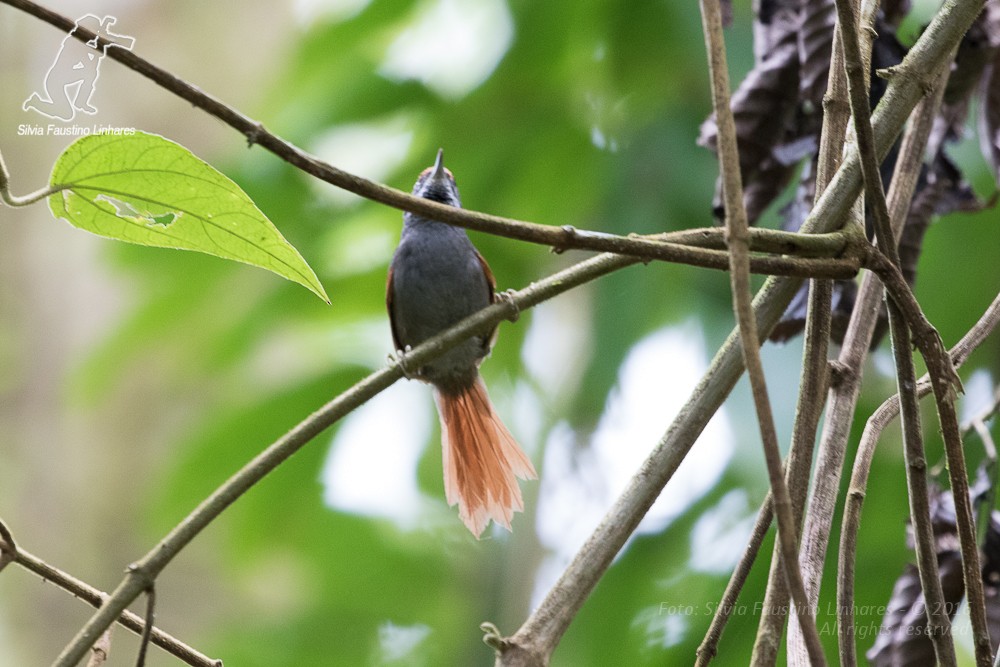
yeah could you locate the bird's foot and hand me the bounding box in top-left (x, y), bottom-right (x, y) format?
top-left (496, 288), bottom-right (520, 323)
top-left (388, 346), bottom-right (415, 378)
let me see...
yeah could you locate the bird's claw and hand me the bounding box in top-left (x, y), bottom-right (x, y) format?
top-left (388, 346), bottom-right (415, 378)
top-left (496, 288), bottom-right (520, 322)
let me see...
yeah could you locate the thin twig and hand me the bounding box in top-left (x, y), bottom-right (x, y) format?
top-left (134, 586), bottom-right (156, 667)
top-left (752, 12), bottom-right (849, 662)
top-left (0, 140), bottom-right (860, 277)
top-left (832, 60), bottom-right (952, 667)
top-left (695, 495), bottom-right (774, 664)
top-left (834, 0), bottom-right (969, 660)
top-left (0, 148), bottom-right (62, 206)
top-left (752, 278), bottom-right (833, 664)
top-left (790, 4), bottom-right (968, 666)
top-left (655, 227), bottom-right (851, 256)
top-left (0, 0), bottom-right (861, 280)
top-left (699, 0), bottom-right (826, 663)
top-left (494, 0), bottom-right (985, 659)
top-left (785, 0), bottom-right (880, 660)
top-left (0, 515), bottom-right (16, 573)
top-left (867, 247), bottom-right (992, 665)
top-left (838, 289), bottom-right (1000, 667)
top-left (1, 521), bottom-right (221, 667)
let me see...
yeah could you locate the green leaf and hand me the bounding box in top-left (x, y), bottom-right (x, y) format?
top-left (47, 131), bottom-right (329, 302)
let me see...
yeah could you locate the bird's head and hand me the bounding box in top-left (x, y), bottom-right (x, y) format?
top-left (412, 148), bottom-right (461, 207)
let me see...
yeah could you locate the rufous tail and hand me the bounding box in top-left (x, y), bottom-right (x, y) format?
top-left (434, 377), bottom-right (537, 537)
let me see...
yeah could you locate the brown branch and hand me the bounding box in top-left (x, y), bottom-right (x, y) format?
top-left (867, 245), bottom-right (992, 665)
top-left (134, 586), bottom-right (156, 667)
top-left (752, 9), bottom-right (849, 662)
top-left (838, 289), bottom-right (1000, 666)
top-left (0, 517), bottom-right (221, 667)
top-left (52, 250), bottom-right (639, 667)
top-left (84, 629), bottom-right (112, 667)
top-left (495, 0), bottom-right (984, 659)
top-left (655, 227), bottom-right (851, 256)
top-left (0, 0), bottom-right (861, 280)
top-left (752, 278), bottom-right (834, 665)
top-left (700, 0), bottom-right (826, 663)
top-left (0, 146), bottom-right (62, 206)
top-left (696, 495), bottom-right (775, 664)
top-left (790, 3), bottom-right (964, 664)
top-left (834, 59), bottom-right (952, 667)
top-left (835, 0), bottom-right (965, 658)
top-left (0, 515), bottom-right (16, 574)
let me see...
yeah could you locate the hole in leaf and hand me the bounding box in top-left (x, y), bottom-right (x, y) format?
top-left (94, 194), bottom-right (182, 228)
top-left (148, 212), bottom-right (179, 227)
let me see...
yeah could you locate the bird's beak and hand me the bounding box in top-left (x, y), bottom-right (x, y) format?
top-left (430, 148), bottom-right (447, 181)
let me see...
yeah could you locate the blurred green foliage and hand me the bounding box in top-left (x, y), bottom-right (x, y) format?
top-left (57, 0), bottom-right (1000, 665)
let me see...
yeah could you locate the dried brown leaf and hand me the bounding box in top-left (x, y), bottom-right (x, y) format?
top-left (978, 56), bottom-right (1000, 180)
top-left (798, 0), bottom-right (836, 119)
top-left (866, 555), bottom-right (965, 667)
top-left (754, 0), bottom-right (802, 63)
top-left (881, 0), bottom-right (913, 28)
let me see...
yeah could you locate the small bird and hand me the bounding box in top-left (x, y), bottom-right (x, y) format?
top-left (387, 149), bottom-right (536, 537)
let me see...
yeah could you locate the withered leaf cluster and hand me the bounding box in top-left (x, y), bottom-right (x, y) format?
top-left (868, 472), bottom-right (1000, 665)
top-left (699, 0), bottom-right (999, 344)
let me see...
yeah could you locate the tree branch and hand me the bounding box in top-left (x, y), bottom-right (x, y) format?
top-left (84, 629), bottom-right (111, 667)
top-left (866, 244), bottom-right (992, 665)
top-left (836, 59), bottom-right (951, 667)
top-left (494, 0), bottom-right (986, 661)
top-left (0, 147), bottom-right (63, 206)
top-left (0, 517), bottom-right (17, 573)
top-left (700, 0), bottom-right (826, 663)
top-left (834, 0), bottom-right (965, 661)
top-left (838, 289), bottom-right (1000, 665)
top-left (0, 518), bottom-right (221, 667)
top-left (790, 7), bottom-right (960, 664)
top-left (753, 7), bottom-right (849, 661)
top-left (134, 586), bottom-right (156, 667)
top-left (0, 0), bottom-right (984, 664)
top-left (0, 0), bottom-right (857, 281)
top-left (696, 494), bottom-right (774, 664)
top-left (51, 250), bottom-right (639, 667)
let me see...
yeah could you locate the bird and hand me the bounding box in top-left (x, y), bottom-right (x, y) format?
top-left (386, 149), bottom-right (536, 537)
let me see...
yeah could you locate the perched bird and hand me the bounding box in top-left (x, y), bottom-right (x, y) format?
top-left (387, 149), bottom-right (536, 537)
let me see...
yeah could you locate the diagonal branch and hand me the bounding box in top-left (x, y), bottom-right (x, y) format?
top-left (696, 494), bottom-right (775, 664)
top-left (494, 0), bottom-right (987, 662)
top-left (790, 31), bottom-right (955, 666)
top-left (0, 518), bottom-right (220, 667)
top-left (838, 61), bottom-right (951, 667)
top-left (752, 8), bottom-right (850, 662)
top-left (866, 252), bottom-right (989, 666)
top-left (50, 250), bottom-right (639, 667)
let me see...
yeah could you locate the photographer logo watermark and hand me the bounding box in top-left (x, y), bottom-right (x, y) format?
top-left (20, 14), bottom-right (135, 136)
